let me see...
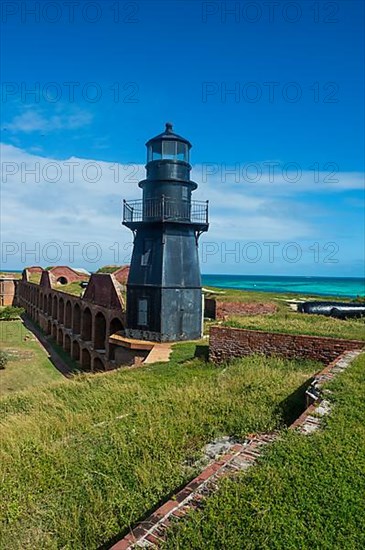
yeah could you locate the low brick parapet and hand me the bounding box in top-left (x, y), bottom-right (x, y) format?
top-left (209, 326), bottom-right (364, 364)
top-left (204, 299), bottom-right (277, 320)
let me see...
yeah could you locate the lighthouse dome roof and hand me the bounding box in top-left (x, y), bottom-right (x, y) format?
top-left (146, 122), bottom-right (191, 148)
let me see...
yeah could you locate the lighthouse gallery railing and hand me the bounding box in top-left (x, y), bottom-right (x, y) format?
top-left (123, 198), bottom-right (209, 224)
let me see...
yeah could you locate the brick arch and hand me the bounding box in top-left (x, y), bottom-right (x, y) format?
top-left (47, 320), bottom-right (52, 335)
top-left (58, 297), bottom-right (65, 324)
top-left (109, 317), bottom-right (124, 335)
top-left (81, 348), bottom-right (91, 370)
top-left (65, 300), bottom-right (72, 329)
top-left (94, 311), bottom-right (107, 350)
top-left (81, 307), bottom-right (92, 341)
top-left (53, 295), bottom-right (58, 318)
top-left (43, 293), bottom-right (47, 313)
top-left (72, 340), bottom-right (80, 362)
top-left (48, 295), bottom-right (52, 315)
top-left (52, 324), bottom-right (57, 340)
top-left (64, 333), bottom-right (71, 354)
top-left (57, 328), bottom-right (63, 346)
top-left (108, 317), bottom-right (124, 360)
top-left (73, 303), bottom-right (81, 334)
top-left (93, 357), bottom-right (105, 372)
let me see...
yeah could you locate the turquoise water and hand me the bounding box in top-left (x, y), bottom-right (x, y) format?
top-left (3, 270), bottom-right (364, 299)
top-left (201, 275), bottom-right (365, 298)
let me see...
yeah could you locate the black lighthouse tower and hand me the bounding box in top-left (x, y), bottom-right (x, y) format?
top-left (123, 123), bottom-right (209, 342)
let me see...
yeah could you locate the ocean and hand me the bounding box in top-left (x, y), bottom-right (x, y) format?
top-left (201, 274), bottom-right (365, 299)
top-left (2, 270), bottom-right (364, 299)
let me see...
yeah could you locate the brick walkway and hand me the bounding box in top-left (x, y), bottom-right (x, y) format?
top-left (110, 349), bottom-right (362, 549)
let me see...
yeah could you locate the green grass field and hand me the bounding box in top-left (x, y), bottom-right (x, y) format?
top-left (223, 310), bottom-right (365, 341)
top-left (164, 352), bottom-right (365, 549)
top-left (0, 286), bottom-right (363, 549)
top-left (0, 320), bottom-right (62, 395)
top-left (0, 343), bottom-right (320, 550)
top-left (203, 286), bottom-right (355, 305)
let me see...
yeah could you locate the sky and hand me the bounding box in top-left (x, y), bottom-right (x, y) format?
top-left (1, 0), bottom-right (364, 276)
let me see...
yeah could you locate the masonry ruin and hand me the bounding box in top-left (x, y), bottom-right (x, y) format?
top-left (15, 266), bottom-right (130, 371)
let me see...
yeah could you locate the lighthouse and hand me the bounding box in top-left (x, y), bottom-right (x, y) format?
top-left (123, 123), bottom-right (209, 341)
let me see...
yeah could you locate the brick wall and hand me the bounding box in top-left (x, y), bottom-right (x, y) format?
top-left (0, 279), bottom-right (16, 306)
top-left (113, 265), bottom-right (130, 285)
top-left (209, 326), bottom-right (364, 364)
top-left (49, 266), bottom-right (87, 285)
top-left (204, 299), bottom-right (277, 320)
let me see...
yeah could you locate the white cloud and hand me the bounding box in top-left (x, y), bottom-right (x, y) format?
top-left (6, 108), bottom-right (93, 134)
top-left (0, 143), bottom-right (363, 271)
top-left (192, 164), bottom-right (365, 193)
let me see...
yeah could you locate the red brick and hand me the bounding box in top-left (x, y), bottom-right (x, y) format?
top-left (146, 533), bottom-right (163, 545)
top-left (209, 326), bottom-right (363, 365)
top-left (110, 533), bottom-right (136, 550)
top-left (154, 500), bottom-right (177, 518)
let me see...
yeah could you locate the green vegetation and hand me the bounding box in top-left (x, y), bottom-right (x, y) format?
top-left (0, 306), bottom-right (24, 320)
top-left (28, 273), bottom-right (41, 284)
top-left (96, 265), bottom-right (121, 274)
top-left (0, 320), bottom-right (62, 395)
top-left (165, 353), bottom-right (365, 550)
top-left (0, 272), bottom-right (21, 279)
top-left (57, 281), bottom-right (86, 296)
top-left (223, 311), bottom-right (365, 341)
top-left (0, 344), bottom-right (320, 550)
top-left (23, 272), bottom-right (88, 296)
top-left (204, 286), bottom-right (350, 305)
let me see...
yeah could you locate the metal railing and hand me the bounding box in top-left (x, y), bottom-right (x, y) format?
top-left (123, 197), bottom-right (209, 224)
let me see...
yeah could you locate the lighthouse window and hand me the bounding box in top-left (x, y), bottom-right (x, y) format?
top-left (138, 298), bottom-right (148, 326)
top-left (177, 142), bottom-right (188, 161)
top-left (151, 142), bottom-right (162, 161)
top-left (162, 140), bottom-right (176, 159)
top-left (141, 238), bottom-right (153, 266)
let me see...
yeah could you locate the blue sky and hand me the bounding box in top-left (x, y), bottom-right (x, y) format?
top-left (1, 0), bottom-right (364, 276)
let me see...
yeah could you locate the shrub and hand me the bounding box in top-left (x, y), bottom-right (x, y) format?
top-left (0, 350), bottom-right (8, 369)
top-left (0, 306), bottom-right (24, 320)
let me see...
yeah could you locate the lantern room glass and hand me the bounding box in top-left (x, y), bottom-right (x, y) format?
top-left (148, 141), bottom-right (189, 162)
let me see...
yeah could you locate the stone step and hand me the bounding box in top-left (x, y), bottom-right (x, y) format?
top-left (144, 343), bottom-right (172, 364)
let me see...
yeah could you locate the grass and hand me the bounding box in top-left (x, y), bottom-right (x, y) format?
top-left (223, 310), bottom-right (365, 341)
top-left (203, 286), bottom-right (353, 305)
top-left (22, 275), bottom-right (87, 297)
top-left (96, 265), bottom-right (123, 273)
top-left (0, 344), bottom-right (320, 550)
top-left (56, 281), bottom-right (85, 296)
top-left (0, 320), bottom-right (62, 395)
top-left (164, 352), bottom-right (365, 550)
top-left (28, 273), bottom-right (42, 284)
top-left (0, 272), bottom-right (21, 279)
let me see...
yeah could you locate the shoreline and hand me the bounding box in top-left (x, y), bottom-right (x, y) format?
top-left (202, 275), bottom-right (365, 300)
